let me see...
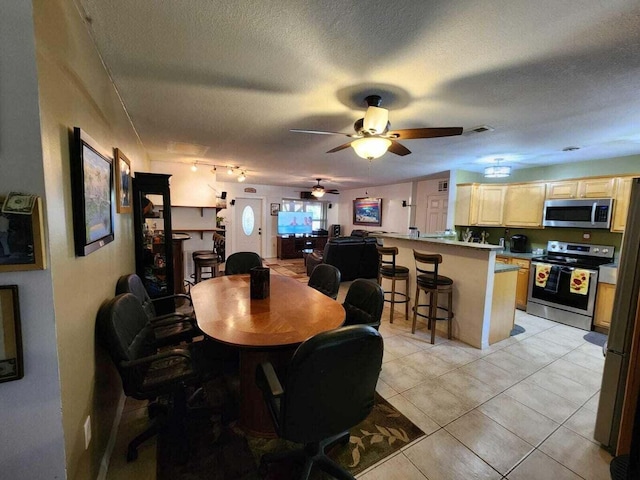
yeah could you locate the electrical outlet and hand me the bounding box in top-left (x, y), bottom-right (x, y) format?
top-left (583, 231), bottom-right (591, 240)
top-left (84, 416), bottom-right (91, 450)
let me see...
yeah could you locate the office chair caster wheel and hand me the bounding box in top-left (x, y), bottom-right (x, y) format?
top-left (126, 446), bottom-right (138, 462)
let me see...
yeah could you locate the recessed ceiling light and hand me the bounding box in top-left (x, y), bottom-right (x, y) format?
top-left (562, 146), bottom-right (580, 152)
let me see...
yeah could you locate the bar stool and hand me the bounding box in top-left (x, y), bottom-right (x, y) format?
top-left (194, 254), bottom-right (220, 283)
top-left (412, 250), bottom-right (454, 344)
top-left (376, 245), bottom-right (410, 324)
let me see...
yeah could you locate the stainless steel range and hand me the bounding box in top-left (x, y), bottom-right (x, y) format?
top-left (526, 241), bottom-right (615, 330)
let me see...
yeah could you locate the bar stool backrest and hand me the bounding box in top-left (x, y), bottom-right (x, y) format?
top-left (376, 245), bottom-right (399, 271)
top-left (413, 250), bottom-right (443, 280)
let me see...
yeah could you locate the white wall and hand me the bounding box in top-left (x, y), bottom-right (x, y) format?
top-left (337, 182), bottom-right (413, 235)
top-left (0, 3), bottom-right (66, 478)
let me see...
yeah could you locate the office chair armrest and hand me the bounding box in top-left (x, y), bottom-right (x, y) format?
top-left (151, 293), bottom-right (193, 306)
top-left (150, 313), bottom-right (196, 327)
top-left (120, 348), bottom-right (192, 368)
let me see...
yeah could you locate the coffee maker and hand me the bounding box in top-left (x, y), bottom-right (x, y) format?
top-left (510, 234), bottom-right (528, 253)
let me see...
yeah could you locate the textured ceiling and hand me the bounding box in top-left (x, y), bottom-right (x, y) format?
top-left (79, 0), bottom-right (640, 191)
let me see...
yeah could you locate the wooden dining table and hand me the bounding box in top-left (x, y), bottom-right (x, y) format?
top-left (191, 273), bottom-right (346, 437)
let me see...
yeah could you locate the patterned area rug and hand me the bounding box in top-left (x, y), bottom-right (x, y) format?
top-left (157, 390), bottom-right (424, 479)
top-left (263, 258), bottom-right (308, 280)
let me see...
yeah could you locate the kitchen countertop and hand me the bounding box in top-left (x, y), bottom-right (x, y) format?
top-left (373, 233), bottom-right (503, 251)
top-left (495, 263), bottom-right (521, 273)
top-left (495, 250), bottom-right (536, 260)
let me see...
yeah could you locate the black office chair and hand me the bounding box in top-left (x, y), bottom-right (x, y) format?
top-left (308, 263), bottom-right (341, 300)
top-left (224, 251), bottom-right (262, 275)
top-left (116, 273), bottom-right (200, 347)
top-left (256, 325), bottom-right (384, 480)
top-left (96, 293), bottom-right (233, 462)
top-left (342, 279), bottom-right (385, 330)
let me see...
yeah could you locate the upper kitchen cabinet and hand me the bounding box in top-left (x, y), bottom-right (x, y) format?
top-left (475, 184), bottom-right (506, 226)
top-left (503, 183), bottom-right (546, 227)
top-left (546, 177), bottom-right (616, 199)
top-left (455, 184), bottom-right (478, 226)
top-left (611, 176), bottom-right (634, 233)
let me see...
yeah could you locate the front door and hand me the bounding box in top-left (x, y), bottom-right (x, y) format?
top-left (234, 197), bottom-right (263, 256)
top-left (425, 194), bottom-right (448, 233)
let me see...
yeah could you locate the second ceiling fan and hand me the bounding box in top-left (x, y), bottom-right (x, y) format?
top-left (291, 95), bottom-right (463, 160)
top-left (311, 178), bottom-right (339, 198)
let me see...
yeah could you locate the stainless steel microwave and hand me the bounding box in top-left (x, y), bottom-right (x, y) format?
top-left (543, 198), bottom-right (613, 229)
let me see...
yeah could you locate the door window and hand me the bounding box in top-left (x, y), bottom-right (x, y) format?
top-left (242, 206), bottom-right (255, 236)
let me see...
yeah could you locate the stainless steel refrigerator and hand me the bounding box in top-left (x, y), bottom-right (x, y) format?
top-left (595, 177), bottom-right (640, 452)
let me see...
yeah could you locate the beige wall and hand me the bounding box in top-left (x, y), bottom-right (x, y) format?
top-left (32, 0), bottom-right (150, 478)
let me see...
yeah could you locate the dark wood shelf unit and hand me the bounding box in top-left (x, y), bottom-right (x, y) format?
top-left (277, 235), bottom-right (328, 259)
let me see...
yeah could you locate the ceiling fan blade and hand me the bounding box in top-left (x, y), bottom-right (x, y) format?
top-left (326, 190), bottom-right (340, 194)
top-left (388, 141), bottom-right (411, 156)
top-left (290, 129), bottom-right (354, 137)
top-left (326, 142), bottom-right (353, 153)
top-left (387, 127), bottom-right (463, 140)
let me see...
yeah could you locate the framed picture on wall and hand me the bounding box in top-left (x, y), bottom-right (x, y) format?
top-left (71, 127), bottom-right (115, 256)
top-left (0, 196), bottom-right (46, 272)
top-left (0, 285), bottom-right (23, 383)
top-left (114, 148), bottom-right (132, 213)
top-left (270, 203), bottom-right (280, 216)
top-left (353, 197), bottom-right (382, 226)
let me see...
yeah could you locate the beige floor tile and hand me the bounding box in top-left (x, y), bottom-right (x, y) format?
top-left (459, 358), bottom-right (523, 393)
top-left (357, 452), bottom-right (427, 480)
top-left (574, 342), bottom-right (606, 359)
top-left (539, 426), bottom-right (612, 480)
top-left (583, 391), bottom-right (601, 413)
top-left (445, 410), bottom-right (533, 475)
top-left (404, 429), bottom-right (501, 480)
top-left (386, 394), bottom-right (440, 436)
top-left (527, 369), bottom-right (598, 404)
top-left (564, 406), bottom-right (599, 444)
top-left (399, 349), bottom-right (458, 378)
top-left (478, 394), bottom-right (560, 446)
top-left (507, 450), bottom-right (582, 480)
top-left (445, 339), bottom-right (492, 358)
top-left (503, 342), bottom-right (556, 366)
top-left (543, 358), bottom-right (603, 391)
top-left (428, 343), bottom-right (480, 367)
top-left (437, 370), bottom-right (496, 406)
top-left (505, 381), bottom-right (581, 423)
top-left (534, 327), bottom-right (587, 350)
top-left (376, 377), bottom-right (399, 399)
top-left (482, 349), bottom-right (543, 378)
top-left (518, 336), bottom-right (573, 358)
top-left (403, 382), bottom-right (473, 427)
top-left (383, 334), bottom-right (426, 358)
top-left (562, 349), bottom-right (605, 375)
top-left (379, 359), bottom-right (428, 393)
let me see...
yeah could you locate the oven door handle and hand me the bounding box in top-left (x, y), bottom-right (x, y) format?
top-left (591, 202), bottom-right (597, 225)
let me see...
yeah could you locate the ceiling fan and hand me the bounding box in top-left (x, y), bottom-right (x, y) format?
top-left (291, 95), bottom-right (463, 160)
top-left (311, 178), bottom-right (339, 198)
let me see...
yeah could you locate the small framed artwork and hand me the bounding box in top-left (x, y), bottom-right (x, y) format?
top-left (0, 285), bottom-right (23, 383)
top-left (0, 196), bottom-right (46, 272)
top-left (353, 197), bottom-right (382, 226)
top-left (270, 203), bottom-right (280, 216)
top-left (114, 148), bottom-right (132, 213)
top-left (71, 127), bottom-right (115, 256)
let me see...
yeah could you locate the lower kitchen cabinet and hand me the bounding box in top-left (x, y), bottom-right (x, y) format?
top-left (497, 256), bottom-right (530, 310)
top-left (594, 282), bottom-right (616, 330)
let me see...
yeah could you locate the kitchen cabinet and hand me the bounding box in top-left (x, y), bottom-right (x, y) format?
top-left (496, 255), bottom-right (510, 264)
top-left (611, 176), bottom-right (633, 233)
top-left (511, 258), bottom-right (531, 310)
top-left (503, 183), bottom-right (546, 227)
top-left (490, 268), bottom-right (518, 344)
top-left (546, 177), bottom-right (616, 199)
top-left (454, 184), bottom-right (478, 226)
top-left (594, 282), bottom-right (616, 330)
top-left (475, 185), bottom-right (505, 226)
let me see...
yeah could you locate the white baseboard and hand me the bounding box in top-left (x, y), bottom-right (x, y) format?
top-left (97, 392), bottom-right (125, 480)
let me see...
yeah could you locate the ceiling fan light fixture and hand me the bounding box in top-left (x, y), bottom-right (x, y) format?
top-left (227, 166), bottom-right (234, 175)
top-left (363, 106), bottom-right (389, 134)
top-left (191, 162), bottom-right (198, 172)
top-left (237, 171), bottom-right (246, 182)
top-left (311, 188), bottom-right (325, 198)
top-left (484, 165), bottom-right (511, 178)
top-left (351, 137), bottom-right (392, 160)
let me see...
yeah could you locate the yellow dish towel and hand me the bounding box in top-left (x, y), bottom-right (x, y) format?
top-left (570, 269), bottom-right (590, 295)
top-left (535, 264), bottom-right (551, 287)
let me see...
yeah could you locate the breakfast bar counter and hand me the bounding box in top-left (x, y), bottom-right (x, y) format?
top-left (373, 234), bottom-right (517, 349)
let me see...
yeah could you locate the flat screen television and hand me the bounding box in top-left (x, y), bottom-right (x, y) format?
top-left (277, 211), bottom-right (313, 235)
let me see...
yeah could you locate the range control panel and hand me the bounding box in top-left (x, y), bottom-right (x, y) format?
top-left (546, 241), bottom-right (615, 260)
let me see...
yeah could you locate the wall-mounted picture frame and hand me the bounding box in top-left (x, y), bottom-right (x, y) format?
top-left (114, 148), bottom-right (132, 214)
top-left (71, 127), bottom-right (114, 256)
top-left (0, 196), bottom-right (46, 272)
top-left (270, 203), bottom-right (280, 216)
top-left (0, 285), bottom-right (23, 383)
top-left (353, 197), bottom-right (382, 226)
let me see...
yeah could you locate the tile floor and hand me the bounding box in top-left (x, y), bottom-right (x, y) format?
top-left (107, 264), bottom-right (612, 480)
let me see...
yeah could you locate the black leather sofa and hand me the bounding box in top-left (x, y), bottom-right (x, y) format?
top-left (306, 235), bottom-right (379, 281)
